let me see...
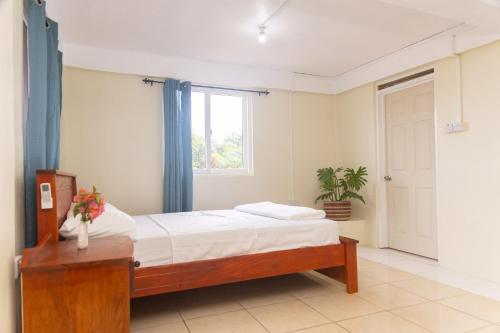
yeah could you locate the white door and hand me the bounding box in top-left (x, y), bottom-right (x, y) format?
top-left (385, 81), bottom-right (437, 259)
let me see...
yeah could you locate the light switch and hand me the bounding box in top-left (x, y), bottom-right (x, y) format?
top-left (445, 121), bottom-right (467, 133)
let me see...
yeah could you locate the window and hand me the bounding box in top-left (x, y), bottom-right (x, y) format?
top-left (191, 88), bottom-right (252, 174)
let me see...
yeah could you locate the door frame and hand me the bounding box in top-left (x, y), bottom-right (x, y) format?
top-left (375, 72), bottom-right (439, 259)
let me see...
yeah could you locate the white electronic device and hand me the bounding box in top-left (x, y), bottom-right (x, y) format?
top-left (40, 182), bottom-right (53, 210)
top-left (445, 121), bottom-right (467, 134)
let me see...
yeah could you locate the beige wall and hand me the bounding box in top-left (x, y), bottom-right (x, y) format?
top-left (0, 0), bottom-right (23, 332)
top-left (334, 85), bottom-right (378, 245)
top-left (61, 67), bottom-right (336, 214)
top-left (61, 69), bottom-right (164, 215)
top-left (335, 40), bottom-right (500, 282)
top-left (292, 92), bottom-right (337, 208)
top-left (434, 41), bottom-right (500, 282)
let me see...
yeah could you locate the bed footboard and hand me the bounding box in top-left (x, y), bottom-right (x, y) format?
top-left (133, 237), bottom-right (358, 298)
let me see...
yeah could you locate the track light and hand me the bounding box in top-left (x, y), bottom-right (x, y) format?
top-left (258, 26), bottom-right (267, 43)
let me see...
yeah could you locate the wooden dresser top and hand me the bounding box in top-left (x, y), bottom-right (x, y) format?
top-left (21, 236), bottom-right (133, 272)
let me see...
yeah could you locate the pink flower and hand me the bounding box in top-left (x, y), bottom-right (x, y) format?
top-left (72, 186), bottom-right (106, 223)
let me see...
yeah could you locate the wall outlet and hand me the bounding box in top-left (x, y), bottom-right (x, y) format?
top-left (445, 121), bottom-right (467, 133)
top-left (14, 255), bottom-right (22, 279)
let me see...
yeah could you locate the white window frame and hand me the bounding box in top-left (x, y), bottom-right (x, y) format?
top-left (192, 87), bottom-right (253, 176)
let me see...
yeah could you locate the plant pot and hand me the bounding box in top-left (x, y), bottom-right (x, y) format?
top-left (324, 201), bottom-right (351, 221)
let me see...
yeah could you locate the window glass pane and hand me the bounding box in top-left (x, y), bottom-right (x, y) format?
top-left (191, 92), bottom-right (206, 169)
top-left (210, 94), bottom-right (243, 169)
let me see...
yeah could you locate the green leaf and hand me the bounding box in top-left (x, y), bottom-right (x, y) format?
top-left (344, 166), bottom-right (368, 191)
top-left (315, 192), bottom-right (334, 204)
top-left (341, 191), bottom-right (366, 204)
top-left (316, 165), bottom-right (368, 204)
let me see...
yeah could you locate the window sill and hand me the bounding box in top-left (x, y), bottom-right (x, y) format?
top-left (193, 171), bottom-right (254, 177)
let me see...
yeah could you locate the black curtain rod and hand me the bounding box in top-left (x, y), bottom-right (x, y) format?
top-left (142, 78), bottom-right (270, 96)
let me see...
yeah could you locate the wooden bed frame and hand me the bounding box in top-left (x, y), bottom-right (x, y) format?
top-left (35, 169), bottom-right (359, 298)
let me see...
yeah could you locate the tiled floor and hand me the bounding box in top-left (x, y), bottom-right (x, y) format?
top-left (131, 257), bottom-right (500, 333)
top-left (358, 247), bottom-right (500, 302)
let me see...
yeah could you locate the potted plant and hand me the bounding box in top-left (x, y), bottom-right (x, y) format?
top-left (315, 166), bottom-right (367, 221)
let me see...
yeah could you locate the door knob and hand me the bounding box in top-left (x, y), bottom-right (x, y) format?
top-left (384, 175), bottom-right (392, 181)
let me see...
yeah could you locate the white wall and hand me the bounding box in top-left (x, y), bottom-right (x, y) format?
top-left (0, 0), bottom-right (23, 332)
top-left (60, 67), bottom-right (337, 214)
top-left (335, 40), bottom-right (500, 283)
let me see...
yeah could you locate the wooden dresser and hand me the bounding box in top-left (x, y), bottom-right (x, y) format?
top-left (21, 236), bottom-right (133, 333)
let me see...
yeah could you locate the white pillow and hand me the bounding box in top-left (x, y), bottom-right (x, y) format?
top-left (60, 203), bottom-right (137, 241)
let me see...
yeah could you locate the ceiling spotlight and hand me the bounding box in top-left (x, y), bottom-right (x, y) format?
top-left (258, 26), bottom-right (266, 43)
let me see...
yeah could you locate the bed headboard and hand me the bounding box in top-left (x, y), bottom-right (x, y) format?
top-left (36, 170), bottom-right (77, 245)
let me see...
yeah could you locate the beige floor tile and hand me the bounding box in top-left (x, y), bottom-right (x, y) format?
top-left (237, 289), bottom-right (296, 309)
top-left (439, 294), bottom-right (500, 323)
top-left (185, 310), bottom-right (268, 333)
top-left (132, 321), bottom-right (189, 333)
top-left (131, 295), bottom-right (183, 331)
top-left (294, 322), bottom-right (350, 332)
top-left (305, 271), bottom-right (347, 291)
top-left (391, 277), bottom-right (466, 300)
top-left (279, 273), bottom-right (339, 299)
top-left (357, 284), bottom-right (427, 310)
top-left (301, 292), bottom-right (382, 321)
top-left (232, 279), bottom-right (296, 308)
top-left (338, 311), bottom-right (428, 333)
top-left (176, 289), bottom-right (243, 320)
top-left (392, 302), bottom-right (488, 333)
top-left (248, 300), bottom-right (329, 333)
top-left (358, 272), bottom-right (385, 288)
top-left (468, 326), bottom-right (500, 333)
top-left (361, 265), bottom-right (417, 283)
top-left (358, 258), bottom-right (386, 272)
top-left (290, 283), bottom-right (341, 300)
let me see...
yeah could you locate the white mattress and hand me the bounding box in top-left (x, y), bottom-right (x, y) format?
top-left (133, 210), bottom-right (339, 268)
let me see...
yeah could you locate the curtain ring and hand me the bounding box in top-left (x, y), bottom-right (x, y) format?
top-left (45, 19), bottom-right (50, 30)
top-left (35, 0), bottom-right (43, 6)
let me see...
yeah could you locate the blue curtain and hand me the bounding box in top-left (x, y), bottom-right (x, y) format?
top-left (46, 18), bottom-right (62, 168)
top-left (180, 82), bottom-right (193, 211)
top-left (24, 0), bottom-right (63, 247)
top-left (163, 79), bottom-right (193, 212)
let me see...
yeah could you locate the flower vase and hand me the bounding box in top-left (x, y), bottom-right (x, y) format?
top-left (77, 220), bottom-right (89, 250)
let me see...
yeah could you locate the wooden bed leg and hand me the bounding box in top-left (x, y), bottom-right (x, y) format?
top-left (343, 238), bottom-right (358, 294)
top-left (315, 236), bottom-right (358, 294)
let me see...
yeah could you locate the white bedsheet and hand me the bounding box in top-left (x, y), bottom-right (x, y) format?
top-left (235, 202), bottom-right (326, 220)
top-left (133, 210), bottom-right (339, 268)
top-left (133, 215), bottom-right (173, 268)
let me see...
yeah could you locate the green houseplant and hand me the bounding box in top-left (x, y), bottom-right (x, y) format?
top-left (315, 166), bottom-right (368, 220)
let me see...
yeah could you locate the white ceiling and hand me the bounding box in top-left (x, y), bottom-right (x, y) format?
top-left (48, 0), bottom-right (465, 77)
top-left (46, 0), bottom-right (500, 93)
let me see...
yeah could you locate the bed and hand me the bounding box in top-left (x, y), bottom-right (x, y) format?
top-left (35, 170), bottom-right (359, 298)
